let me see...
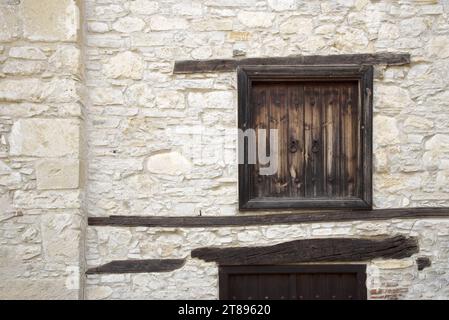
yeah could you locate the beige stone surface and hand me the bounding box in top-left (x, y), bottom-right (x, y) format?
top-left (112, 16), bottom-right (145, 33)
top-left (237, 11), bottom-right (275, 28)
top-left (41, 214), bottom-right (81, 263)
top-left (2, 0), bottom-right (449, 301)
top-left (9, 119), bottom-right (79, 157)
top-left (374, 115), bottom-right (400, 146)
top-left (103, 51), bottom-right (144, 79)
top-left (8, 47), bottom-right (47, 60)
top-left (20, 0), bottom-right (78, 42)
top-left (35, 159), bottom-right (80, 190)
top-left (146, 151), bottom-right (192, 175)
top-left (0, 5), bottom-right (21, 42)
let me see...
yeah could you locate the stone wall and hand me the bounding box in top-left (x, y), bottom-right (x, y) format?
top-left (2, 0), bottom-right (449, 299)
top-left (86, 219), bottom-right (449, 300)
top-left (83, 0), bottom-right (449, 218)
top-left (80, 0), bottom-right (449, 299)
top-left (0, 0), bottom-right (85, 299)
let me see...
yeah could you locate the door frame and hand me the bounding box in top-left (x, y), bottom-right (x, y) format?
top-left (219, 264), bottom-right (367, 300)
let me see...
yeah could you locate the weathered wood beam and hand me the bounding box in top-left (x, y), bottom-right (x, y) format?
top-left (86, 259), bottom-right (185, 275)
top-left (191, 236), bottom-right (418, 265)
top-left (88, 207), bottom-right (449, 228)
top-left (416, 257), bottom-right (431, 271)
top-left (173, 53), bottom-right (411, 74)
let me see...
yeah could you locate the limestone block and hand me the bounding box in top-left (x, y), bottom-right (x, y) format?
top-left (375, 85), bottom-right (414, 112)
top-left (43, 78), bottom-right (80, 103)
top-left (428, 36), bottom-right (449, 58)
top-left (91, 87), bottom-right (124, 105)
top-left (20, 0), bottom-right (79, 42)
top-left (172, 2), bottom-right (203, 16)
top-left (129, 0), bottom-right (159, 15)
top-left (237, 11), bottom-right (275, 28)
top-left (9, 119), bottom-right (79, 157)
top-left (41, 214), bottom-right (81, 263)
top-left (399, 18), bottom-right (428, 37)
top-left (2, 59), bottom-right (44, 75)
top-left (103, 51), bottom-right (144, 79)
top-left (372, 260), bottom-right (414, 269)
top-left (191, 47), bottom-right (212, 59)
top-left (0, 279), bottom-right (78, 300)
top-left (85, 286), bottom-right (113, 300)
top-left (154, 91), bottom-right (185, 109)
top-left (35, 159), bottom-right (79, 190)
top-left (228, 31), bottom-right (251, 42)
top-left (191, 19), bottom-right (233, 31)
top-left (0, 171), bottom-right (21, 187)
top-left (280, 16), bottom-right (313, 34)
top-left (88, 22), bottom-right (109, 33)
top-left (205, 0), bottom-right (256, 7)
top-left (112, 16), bottom-right (145, 33)
top-left (267, 0), bottom-right (297, 11)
top-left (425, 134), bottom-right (449, 152)
top-left (13, 190), bottom-right (81, 209)
top-left (125, 83), bottom-right (154, 107)
top-left (0, 5), bottom-right (21, 41)
top-left (374, 115), bottom-right (400, 146)
top-left (48, 45), bottom-right (80, 75)
top-left (205, 91), bottom-right (234, 109)
top-left (9, 47), bottom-right (46, 60)
top-left (96, 228), bottom-right (133, 259)
top-left (146, 151), bottom-right (192, 175)
top-left (0, 160), bottom-right (12, 175)
top-left (378, 23), bottom-right (400, 40)
top-left (149, 16), bottom-right (188, 30)
top-left (0, 79), bottom-right (43, 102)
top-left (404, 116), bottom-right (434, 132)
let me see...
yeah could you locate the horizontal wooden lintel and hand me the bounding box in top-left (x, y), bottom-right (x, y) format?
top-left (88, 207), bottom-right (449, 228)
top-left (173, 53), bottom-right (411, 74)
top-left (86, 259), bottom-right (185, 275)
top-left (192, 236), bottom-right (418, 265)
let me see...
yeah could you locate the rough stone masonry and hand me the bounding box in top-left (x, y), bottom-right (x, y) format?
top-left (1, 0), bottom-right (449, 299)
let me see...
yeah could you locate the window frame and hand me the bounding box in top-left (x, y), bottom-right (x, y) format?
top-left (238, 65), bottom-right (373, 210)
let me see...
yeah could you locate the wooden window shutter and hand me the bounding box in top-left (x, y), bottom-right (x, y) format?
top-left (238, 66), bottom-right (373, 210)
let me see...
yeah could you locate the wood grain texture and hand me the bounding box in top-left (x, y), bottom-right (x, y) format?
top-left (219, 265), bottom-right (367, 300)
top-left (173, 53), bottom-right (411, 74)
top-left (192, 236), bottom-right (418, 265)
top-left (238, 65), bottom-right (372, 209)
top-left (86, 259), bottom-right (186, 274)
top-left (88, 207), bottom-right (449, 228)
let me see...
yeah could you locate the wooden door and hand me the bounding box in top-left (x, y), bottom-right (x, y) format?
top-left (219, 265), bottom-right (367, 300)
top-left (250, 81), bottom-right (360, 200)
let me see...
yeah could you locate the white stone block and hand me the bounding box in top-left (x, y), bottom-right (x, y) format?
top-left (10, 119), bottom-right (79, 157)
top-left (112, 17), bottom-right (145, 33)
top-left (9, 47), bottom-right (47, 60)
top-left (103, 51), bottom-right (144, 80)
top-left (35, 159), bottom-right (79, 190)
top-left (20, 0), bottom-right (79, 42)
top-left (146, 151), bottom-right (192, 175)
top-left (237, 11), bottom-right (275, 28)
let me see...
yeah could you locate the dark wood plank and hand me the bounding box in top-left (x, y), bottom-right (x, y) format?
top-left (173, 53), bottom-right (411, 74)
top-left (191, 236), bottom-right (418, 265)
top-left (219, 265), bottom-right (367, 301)
top-left (86, 259), bottom-right (185, 275)
top-left (416, 257), bottom-right (431, 271)
top-left (287, 84), bottom-right (304, 197)
top-left (88, 207), bottom-right (449, 228)
top-left (304, 85), bottom-right (314, 197)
